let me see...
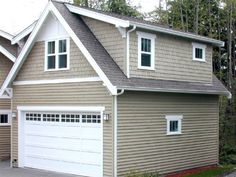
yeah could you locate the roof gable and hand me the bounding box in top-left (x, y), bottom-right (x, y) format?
top-left (0, 1), bottom-right (118, 96)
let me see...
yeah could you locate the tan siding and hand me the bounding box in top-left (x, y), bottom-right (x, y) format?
top-left (0, 99), bottom-right (11, 110)
top-left (0, 53), bottom-right (13, 86)
top-left (82, 17), bottom-right (126, 73)
top-left (117, 92), bottom-right (219, 176)
top-left (130, 31), bottom-right (213, 83)
top-left (12, 82), bottom-right (113, 177)
top-left (0, 126), bottom-right (11, 160)
top-left (15, 39), bottom-right (97, 81)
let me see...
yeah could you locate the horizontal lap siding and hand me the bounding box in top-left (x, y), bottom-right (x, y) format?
top-left (0, 99), bottom-right (11, 109)
top-left (12, 82), bottom-right (113, 177)
top-left (130, 32), bottom-right (212, 83)
top-left (0, 126), bottom-right (11, 160)
top-left (82, 17), bottom-right (126, 73)
top-left (117, 91), bottom-right (219, 176)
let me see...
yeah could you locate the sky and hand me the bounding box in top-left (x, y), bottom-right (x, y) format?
top-left (0, 0), bottom-right (159, 35)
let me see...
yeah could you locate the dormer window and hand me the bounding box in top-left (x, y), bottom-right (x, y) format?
top-left (192, 43), bottom-right (206, 62)
top-left (45, 38), bottom-right (70, 71)
top-left (137, 32), bottom-right (156, 70)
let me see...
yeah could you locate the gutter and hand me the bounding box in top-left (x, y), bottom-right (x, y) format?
top-left (114, 89), bottom-right (124, 177)
top-left (126, 26), bottom-right (136, 78)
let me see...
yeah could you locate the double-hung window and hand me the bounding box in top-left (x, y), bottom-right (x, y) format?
top-left (192, 43), bottom-right (206, 62)
top-left (137, 32), bottom-right (156, 70)
top-left (165, 115), bottom-right (183, 135)
top-left (45, 38), bottom-right (69, 71)
top-left (0, 110), bottom-right (11, 126)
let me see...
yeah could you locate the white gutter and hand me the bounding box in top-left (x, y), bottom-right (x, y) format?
top-left (131, 22), bottom-right (224, 47)
top-left (114, 89), bottom-right (124, 177)
top-left (0, 30), bottom-right (13, 41)
top-left (126, 26), bottom-right (136, 78)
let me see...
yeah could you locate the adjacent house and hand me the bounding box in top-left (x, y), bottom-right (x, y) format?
top-left (0, 1), bottom-right (230, 177)
top-left (0, 30), bottom-right (17, 160)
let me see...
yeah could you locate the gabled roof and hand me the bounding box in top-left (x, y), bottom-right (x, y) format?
top-left (0, 1), bottom-right (230, 98)
top-left (65, 3), bottom-right (224, 47)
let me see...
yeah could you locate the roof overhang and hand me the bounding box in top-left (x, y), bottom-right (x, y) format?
top-left (0, 30), bottom-right (13, 41)
top-left (11, 21), bottom-right (37, 45)
top-left (117, 86), bottom-right (232, 99)
top-left (0, 45), bottom-right (16, 62)
top-left (65, 3), bottom-right (224, 47)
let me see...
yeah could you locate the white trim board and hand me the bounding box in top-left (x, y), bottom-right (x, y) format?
top-left (13, 77), bottom-right (102, 86)
top-left (0, 45), bottom-right (16, 62)
top-left (0, 1), bottom-right (117, 96)
top-left (0, 30), bottom-right (13, 41)
top-left (11, 21), bottom-right (36, 45)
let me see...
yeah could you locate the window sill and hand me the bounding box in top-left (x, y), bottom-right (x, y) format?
top-left (45, 68), bottom-right (70, 72)
top-left (193, 58), bottom-right (206, 62)
top-left (0, 124), bottom-right (11, 126)
top-left (137, 66), bottom-right (155, 71)
top-left (166, 132), bottom-right (182, 136)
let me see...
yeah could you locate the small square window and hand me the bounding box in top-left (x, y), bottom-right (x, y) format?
top-left (192, 43), bottom-right (206, 62)
top-left (0, 111), bottom-right (11, 126)
top-left (165, 115), bottom-right (183, 135)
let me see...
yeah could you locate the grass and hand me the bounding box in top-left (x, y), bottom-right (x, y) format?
top-left (184, 165), bottom-right (236, 177)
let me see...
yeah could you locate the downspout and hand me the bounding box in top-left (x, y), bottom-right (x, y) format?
top-left (114, 89), bottom-right (124, 177)
top-left (126, 26), bottom-right (136, 78)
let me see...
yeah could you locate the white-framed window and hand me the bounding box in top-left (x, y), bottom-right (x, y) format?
top-left (137, 31), bottom-right (156, 70)
top-left (0, 110), bottom-right (11, 126)
top-left (192, 42), bottom-right (206, 62)
top-left (165, 115), bottom-right (183, 135)
top-left (45, 38), bottom-right (70, 71)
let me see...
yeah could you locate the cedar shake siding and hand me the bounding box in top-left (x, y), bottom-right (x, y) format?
top-left (15, 39), bottom-right (97, 81)
top-left (82, 17), bottom-right (127, 74)
top-left (129, 31), bottom-right (213, 83)
top-left (117, 91), bottom-right (219, 176)
top-left (0, 53), bottom-right (13, 86)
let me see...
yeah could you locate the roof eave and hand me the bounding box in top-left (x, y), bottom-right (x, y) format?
top-left (117, 86), bottom-right (231, 98)
top-left (130, 22), bottom-right (224, 47)
top-left (0, 30), bottom-right (13, 41)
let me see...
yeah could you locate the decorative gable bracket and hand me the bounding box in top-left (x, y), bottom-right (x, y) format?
top-left (116, 26), bottom-right (126, 38)
top-left (0, 88), bottom-right (13, 98)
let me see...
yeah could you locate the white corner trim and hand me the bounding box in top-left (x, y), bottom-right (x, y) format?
top-left (66, 4), bottom-right (129, 28)
top-left (0, 1), bottom-right (117, 96)
top-left (11, 21), bottom-right (36, 45)
top-left (0, 30), bottom-right (13, 41)
top-left (13, 77), bottom-right (102, 86)
top-left (0, 45), bottom-right (16, 62)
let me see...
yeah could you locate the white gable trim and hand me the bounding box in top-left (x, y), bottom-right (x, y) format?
top-left (0, 45), bottom-right (16, 62)
top-left (11, 21), bottom-right (36, 45)
top-left (0, 30), bottom-right (13, 41)
top-left (66, 4), bottom-right (130, 28)
top-left (0, 2), bottom-right (117, 96)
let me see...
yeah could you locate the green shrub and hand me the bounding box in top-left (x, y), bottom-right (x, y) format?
top-left (125, 171), bottom-right (159, 177)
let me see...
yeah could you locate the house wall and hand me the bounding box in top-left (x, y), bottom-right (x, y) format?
top-left (129, 31), bottom-right (213, 83)
top-left (117, 91), bottom-right (219, 176)
top-left (0, 37), bottom-right (17, 57)
top-left (82, 17), bottom-right (126, 74)
top-left (0, 53), bottom-right (13, 161)
top-left (12, 39), bottom-right (114, 176)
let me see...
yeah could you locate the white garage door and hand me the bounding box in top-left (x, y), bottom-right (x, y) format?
top-left (22, 111), bottom-right (102, 177)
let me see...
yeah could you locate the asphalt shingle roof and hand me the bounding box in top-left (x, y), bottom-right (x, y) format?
top-left (53, 1), bottom-right (229, 97)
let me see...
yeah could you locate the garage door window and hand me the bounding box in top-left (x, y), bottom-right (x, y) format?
top-left (25, 113), bottom-right (101, 124)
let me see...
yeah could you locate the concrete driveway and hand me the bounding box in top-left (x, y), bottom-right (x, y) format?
top-left (0, 160), bottom-right (82, 177)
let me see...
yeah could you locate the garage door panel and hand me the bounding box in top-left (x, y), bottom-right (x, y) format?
top-left (22, 111), bottom-right (102, 177)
